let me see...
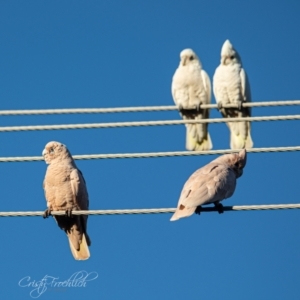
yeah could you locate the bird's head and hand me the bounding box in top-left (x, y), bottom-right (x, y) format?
top-left (214, 149), bottom-right (247, 178)
top-left (220, 40), bottom-right (241, 66)
top-left (230, 149), bottom-right (247, 178)
top-left (179, 48), bottom-right (201, 67)
top-left (42, 141), bottom-right (72, 164)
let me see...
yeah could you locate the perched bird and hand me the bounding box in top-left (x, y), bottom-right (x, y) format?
top-left (172, 48), bottom-right (213, 151)
top-left (170, 149), bottom-right (247, 221)
top-left (213, 40), bottom-right (253, 149)
top-left (42, 141), bottom-right (91, 260)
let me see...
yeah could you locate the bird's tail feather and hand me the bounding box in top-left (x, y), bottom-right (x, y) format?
top-left (245, 122), bottom-right (253, 148)
top-left (170, 206), bottom-right (195, 221)
top-left (245, 132), bottom-right (253, 148)
top-left (68, 233), bottom-right (90, 260)
top-left (195, 132), bottom-right (213, 151)
top-left (186, 125), bottom-right (213, 151)
top-left (229, 122), bottom-right (253, 149)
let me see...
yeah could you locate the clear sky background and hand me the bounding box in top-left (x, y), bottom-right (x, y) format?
top-left (0, 1), bottom-right (300, 299)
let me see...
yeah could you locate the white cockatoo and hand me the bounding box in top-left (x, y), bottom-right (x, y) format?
top-left (43, 141), bottom-right (91, 260)
top-left (172, 49), bottom-right (212, 151)
top-left (170, 149), bottom-right (246, 221)
top-left (213, 40), bottom-right (253, 149)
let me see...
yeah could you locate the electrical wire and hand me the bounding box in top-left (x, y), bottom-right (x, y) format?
top-left (0, 114), bottom-right (300, 132)
top-left (1, 203), bottom-right (300, 217)
top-left (0, 146), bottom-right (299, 162)
top-left (1, 100), bottom-right (300, 115)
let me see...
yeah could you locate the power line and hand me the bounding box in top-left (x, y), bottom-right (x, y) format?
top-left (0, 114), bottom-right (300, 132)
top-left (1, 146), bottom-right (300, 162)
top-left (1, 100), bottom-right (300, 115)
top-left (1, 203), bottom-right (300, 217)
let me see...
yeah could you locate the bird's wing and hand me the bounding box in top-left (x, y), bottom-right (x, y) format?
top-left (213, 66), bottom-right (223, 105)
top-left (179, 163), bottom-right (236, 209)
top-left (171, 69), bottom-right (190, 107)
top-left (201, 69), bottom-right (211, 106)
top-left (70, 168), bottom-right (89, 210)
top-left (240, 68), bottom-right (251, 116)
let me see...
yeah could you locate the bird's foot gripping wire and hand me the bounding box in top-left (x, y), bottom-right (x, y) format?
top-left (43, 208), bottom-right (52, 219)
top-left (237, 101), bottom-right (243, 111)
top-left (195, 103), bottom-right (202, 113)
top-left (65, 208), bottom-right (73, 218)
top-left (217, 102), bottom-right (223, 111)
top-left (178, 104), bottom-right (184, 114)
top-left (178, 104), bottom-right (202, 115)
top-left (195, 206), bottom-right (202, 215)
top-left (214, 202), bottom-right (224, 214)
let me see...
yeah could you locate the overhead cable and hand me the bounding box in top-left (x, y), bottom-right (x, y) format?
top-left (0, 114), bottom-right (300, 132)
top-left (1, 203), bottom-right (300, 217)
top-left (0, 100), bottom-right (300, 115)
top-left (1, 146), bottom-right (299, 163)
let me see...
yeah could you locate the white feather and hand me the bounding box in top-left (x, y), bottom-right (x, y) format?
top-left (172, 49), bottom-right (213, 151)
top-left (213, 40), bottom-right (253, 149)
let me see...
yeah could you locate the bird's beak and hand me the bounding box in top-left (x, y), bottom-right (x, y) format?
top-left (42, 149), bottom-right (46, 156)
top-left (181, 56), bottom-right (187, 66)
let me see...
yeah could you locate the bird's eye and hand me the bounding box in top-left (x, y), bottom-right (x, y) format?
top-left (230, 56), bottom-right (234, 59)
top-left (49, 148), bottom-right (54, 154)
top-left (189, 56), bottom-right (194, 61)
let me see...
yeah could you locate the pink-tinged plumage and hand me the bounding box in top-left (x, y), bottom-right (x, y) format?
top-left (171, 149), bottom-right (246, 221)
top-left (43, 141), bottom-right (91, 260)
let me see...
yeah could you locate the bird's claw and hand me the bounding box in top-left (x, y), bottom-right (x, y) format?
top-left (214, 202), bottom-right (224, 214)
top-left (196, 103), bottom-right (202, 113)
top-left (65, 208), bottom-right (73, 218)
top-left (217, 102), bottom-right (223, 111)
top-left (195, 206), bottom-right (202, 215)
top-left (178, 104), bottom-right (184, 113)
top-left (43, 208), bottom-right (52, 219)
top-left (237, 101), bottom-right (243, 111)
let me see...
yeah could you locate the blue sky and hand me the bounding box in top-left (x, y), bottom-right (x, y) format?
top-left (1, 1), bottom-right (300, 299)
